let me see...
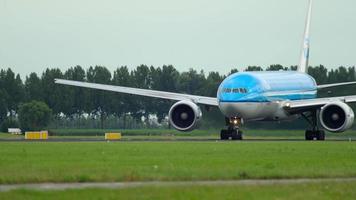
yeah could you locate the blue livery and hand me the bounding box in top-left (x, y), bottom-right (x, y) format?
top-left (218, 71), bottom-right (317, 103)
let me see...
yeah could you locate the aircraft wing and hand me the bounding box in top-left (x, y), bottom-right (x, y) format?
top-left (55, 79), bottom-right (218, 106)
top-left (284, 95), bottom-right (356, 113)
top-left (317, 81), bottom-right (356, 89)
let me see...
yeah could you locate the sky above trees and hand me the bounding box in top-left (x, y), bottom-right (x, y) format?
top-left (1, 0), bottom-right (356, 76)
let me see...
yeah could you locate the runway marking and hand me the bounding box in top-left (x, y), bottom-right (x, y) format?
top-left (1, 178), bottom-right (356, 192)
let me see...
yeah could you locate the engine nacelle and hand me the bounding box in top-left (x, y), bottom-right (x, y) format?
top-left (168, 100), bottom-right (202, 132)
top-left (319, 102), bottom-right (354, 132)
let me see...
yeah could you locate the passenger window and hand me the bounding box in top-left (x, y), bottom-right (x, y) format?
top-left (233, 89), bottom-right (239, 93)
top-left (239, 88), bottom-right (244, 93)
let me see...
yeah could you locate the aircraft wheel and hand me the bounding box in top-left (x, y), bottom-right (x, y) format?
top-left (305, 130), bottom-right (314, 140)
top-left (220, 130), bottom-right (229, 140)
top-left (305, 130), bottom-right (325, 141)
top-left (231, 130), bottom-right (243, 140)
top-left (317, 130), bottom-right (325, 141)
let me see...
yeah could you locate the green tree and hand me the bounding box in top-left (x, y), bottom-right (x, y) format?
top-left (18, 101), bottom-right (52, 131)
top-left (131, 65), bottom-right (152, 121)
top-left (63, 66), bottom-right (87, 116)
top-left (308, 65), bottom-right (328, 84)
top-left (266, 64), bottom-right (287, 71)
top-left (41, 68), bottom-right (64, 115)
top-left (322, 66), bottom-right (356, 98)
top-left (0, 89), bottom-right (8, 123)
top-left (229, 69), bottom-right (239, 75)
top-left (347, 67), bottom-right (356, 81)
top-left (1, 118), bottom-right (20, 132)
top-left (1, 69), bottom-right (24, 116)
top-left (25, 72), bottom-right (43, 101)
top-left (149, 65), bottom-right (180, 122)
top-left (177, 69), bottom-right (206, 95)
top-left (112, 66), bottom-right (134, 128)
top-left (204, 71), bottom-right (223, 97)
top-left (86, 66), bottom-right (112, 129)
top-left (0, 70), bottom-right (8, 123)
top-left (289, 65), bottom-right (298, 71)
top-left (245, 66), bottom-right (263, 71)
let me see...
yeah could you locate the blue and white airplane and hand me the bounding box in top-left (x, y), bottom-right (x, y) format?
top-left (56, 0), bottom-right (356, 140)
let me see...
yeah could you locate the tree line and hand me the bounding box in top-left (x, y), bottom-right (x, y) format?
top-left (0, 64), bottom-right (356, 131)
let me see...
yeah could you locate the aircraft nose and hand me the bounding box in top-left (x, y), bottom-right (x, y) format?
top-left (219, 102), bottom-right (240, 118)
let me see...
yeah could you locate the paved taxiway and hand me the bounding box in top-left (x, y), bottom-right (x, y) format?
top-left (1, 177), bottom-right (356, 192)
top-left (0, 138), bottom-right (355, 142)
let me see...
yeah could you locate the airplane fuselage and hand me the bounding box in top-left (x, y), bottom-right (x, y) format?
top-left (218, 71), bottom-right (317, 121)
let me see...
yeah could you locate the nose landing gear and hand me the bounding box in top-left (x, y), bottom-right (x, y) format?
top-left (220, 129), bottom-right (243, 140)
top-left (220, 117), bottom-right (243, 140)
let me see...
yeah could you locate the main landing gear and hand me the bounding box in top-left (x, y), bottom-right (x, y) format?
top-left (305, 130), bottom-right (325, 141)
top-left (302, 110), bottom-right (325, 141)
top-left (220, 117), bottom-right (243, 140)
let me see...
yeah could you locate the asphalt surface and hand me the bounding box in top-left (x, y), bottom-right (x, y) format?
top-left (1, 178), bottom-right (356, 192)
top-left (0, 137), bottom-right (355, 142)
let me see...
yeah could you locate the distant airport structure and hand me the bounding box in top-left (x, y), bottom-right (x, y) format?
top-left (56, 0), bottom-right (356, 141)
top-left (8, 128), bottom-right (21, 135)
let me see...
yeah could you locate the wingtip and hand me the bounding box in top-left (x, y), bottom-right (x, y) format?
top-left (54, 78), bottom-right (63, 83)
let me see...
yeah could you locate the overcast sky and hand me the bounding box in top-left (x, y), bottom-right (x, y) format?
top-left (1, 0), bottom-right (355, 77)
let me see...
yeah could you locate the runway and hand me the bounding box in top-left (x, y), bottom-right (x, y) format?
top-left (0, 137), bottom-right (354, 142)
top-left (1, 177), bottom-right (356, 192)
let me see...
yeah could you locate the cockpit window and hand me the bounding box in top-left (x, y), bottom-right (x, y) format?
top-left (223, 88), bottom-right (248, 93)
top-left (223, 88), bottom-right (232, 93)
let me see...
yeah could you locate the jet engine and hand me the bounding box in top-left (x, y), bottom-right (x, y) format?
top-left (168, 100), bottom-right (202, 131)
top-left (319, 102), bottom-right (354, 132)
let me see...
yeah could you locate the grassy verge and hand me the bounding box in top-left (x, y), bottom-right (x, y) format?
top-left (0, 133), bottom-right (22, 139)
top-left (48, 129), bottom-right (219, 136)
top-left (1, 181), bottom-right (356, 199)
top-left (0, 142), bottom-right (356, 184)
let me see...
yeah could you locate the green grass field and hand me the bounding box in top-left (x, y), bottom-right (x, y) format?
top-left (0, 132), bottom-right (22, 139)
top-left (1, 141), bottom-right (356, 184)
top-left (1, 181), bottom-right (356, 200)
top-left (1, 131), bottom-right (356, 199)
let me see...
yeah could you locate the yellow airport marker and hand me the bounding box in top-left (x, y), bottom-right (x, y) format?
top-left (105, 133), bottom-right (122, 140)
top-left (25, 131), bottom-right (48, 140)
